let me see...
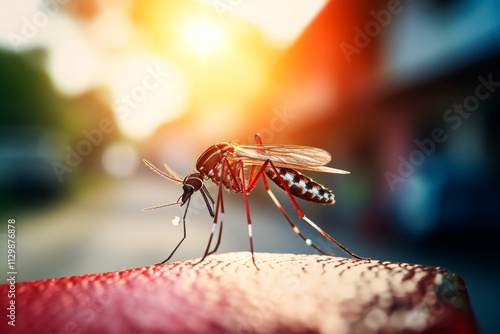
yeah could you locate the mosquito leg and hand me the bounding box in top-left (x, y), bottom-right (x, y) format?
top-left (197, 159), bottom-right (228, 263)
top-left (206, 216), bottom-right (223, 256)
top-left (225, 159), bottom-right (243, 193)
top-left (246, 133), bottom-right (273, 190)
top-left (201, 186), bottom-right (215, 218)
top-left (253, 133), bottom-right (263, 145)
top-left (198, 186), bottom-right (222, 262)
top-left (247, 133), bottom-right (262, 185)
top-left (207, 160), bottom-right (257, 268)
top-left (199, 184), bottom-right (223, 256)
top-left (155, 197), bottom-right (191, 265)
top-left (207, 178), bottom-right (225, 256)
top-left (208, 157), bottom-right (245, 255)
top-left (244, 139), bottom-right (300, 246)
top-left (247, 158), bottom-right (334, 255)
top-left (264, 159), bottom-right (368, 260)
top-left (259, 171), bottom-right (335, 256)
top-left (202, 186), bottom-right (224, 257)
top-left (238, 162), bottom-right (259, 270)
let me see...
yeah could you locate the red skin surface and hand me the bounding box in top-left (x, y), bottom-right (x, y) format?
top-left (1, 253), bottom-right (478, 334)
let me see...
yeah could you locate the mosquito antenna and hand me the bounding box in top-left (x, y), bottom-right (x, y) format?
top-left (143, 159), bottom-right (183, 183)
top-left (163, 163), bottom-right (184, 181)
top-left (142, 201), bottom-right (181, 211)
top-left (143, 195), bottom-right (183, 211)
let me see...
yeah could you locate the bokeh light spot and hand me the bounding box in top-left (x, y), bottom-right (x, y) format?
top-left (102, 141), bottom-right (139, 177)
top-left (186, 20), bottom-right (224, 55)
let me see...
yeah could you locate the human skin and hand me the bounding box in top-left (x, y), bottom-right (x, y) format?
top-left (0, 252), bottom-right (478, 334)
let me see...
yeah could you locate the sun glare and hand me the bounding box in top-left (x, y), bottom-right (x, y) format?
top-left (186, 20), bottom-right (224, 55)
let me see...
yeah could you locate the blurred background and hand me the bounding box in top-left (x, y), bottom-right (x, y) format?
top-left (1, 0), bottom-right (499, 332)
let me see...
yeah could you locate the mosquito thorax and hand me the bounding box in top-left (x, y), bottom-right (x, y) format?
top-left (195, 142), bottom-right (234, 176)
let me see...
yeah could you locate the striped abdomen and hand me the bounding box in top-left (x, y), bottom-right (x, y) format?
top-left (265, 167), bottom-right (335, 204)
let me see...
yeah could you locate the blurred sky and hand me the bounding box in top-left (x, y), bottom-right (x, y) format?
top-left (1, 0), bottom-right (500, 332)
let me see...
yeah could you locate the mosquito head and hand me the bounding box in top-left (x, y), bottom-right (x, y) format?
top-left (181, 173), bottom-right (204, 205)
top-left (180, 184), bottom-right (194, 205)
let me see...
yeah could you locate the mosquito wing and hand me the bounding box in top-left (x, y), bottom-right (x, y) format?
top-left (235, 145), bottom-right (331, 165)
top-left (233, 145), bottom-right (349, 174)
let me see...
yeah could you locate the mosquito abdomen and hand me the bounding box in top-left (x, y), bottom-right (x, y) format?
top-left (265, 167), bottom-right (335, 204)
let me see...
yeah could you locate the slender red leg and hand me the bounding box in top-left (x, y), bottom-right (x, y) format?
top-left (238, 161), bottom-right (259, 269)
top-left (206, 218), bottom-right (223, 256)
top-left (224, 158), bottom-right (243, 193)
top-left (198, 159), bottom-right (259, 269)
top-left (253, 133), bottom-right (263, 145)
top-left (247, 134), bottom-right (260, 185)
top-left (265, 160), bottom-right (368, 260)
top-left (197, 159), bottom-right (227, 263)
top-left (207, 159), bottom-right (244, 255)
top-left (206, 195), bottom-right (224, 256)
top-left (259, 172), bottom-right (335, 256)
top-left (206, 167), bottom-right (231, 256)
top-left (247, 134), bottom-right (368, 260)
top-left (247, 134), bottom-right (335, 256)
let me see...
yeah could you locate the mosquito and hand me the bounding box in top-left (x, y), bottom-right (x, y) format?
top-left (143, 133), bottom-right (367, 269)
